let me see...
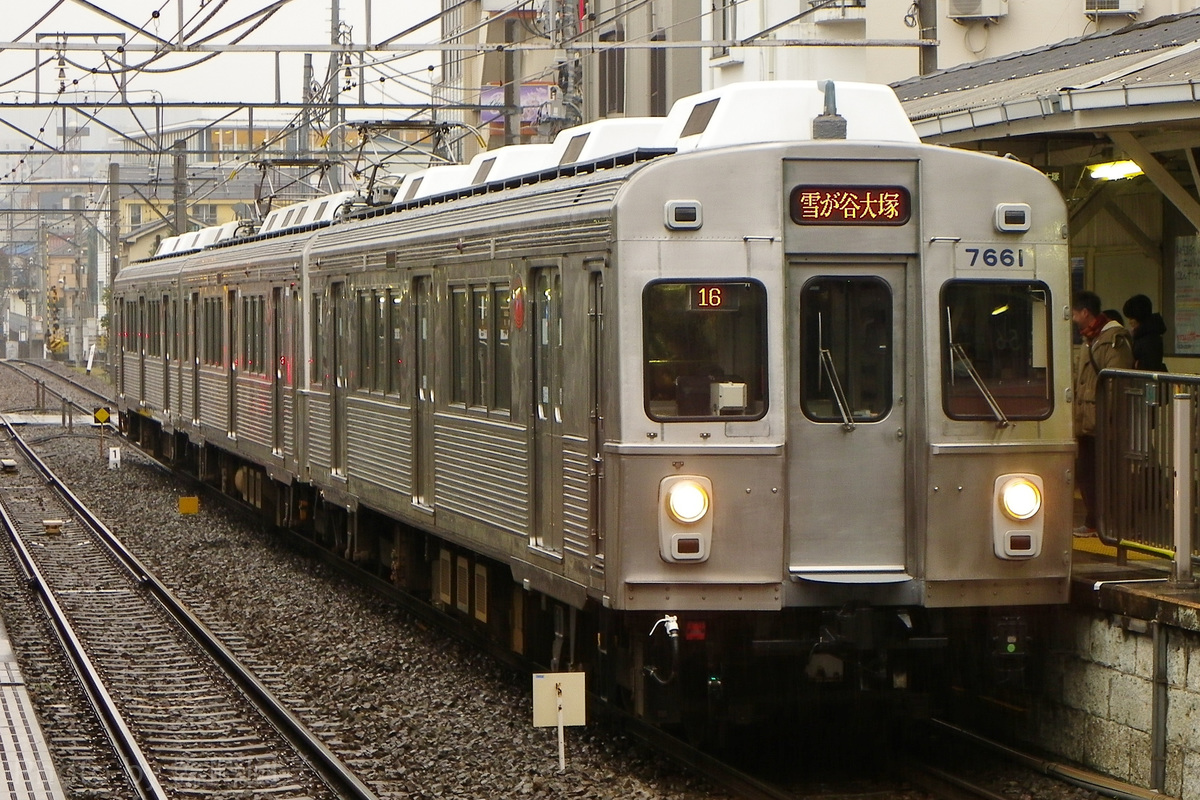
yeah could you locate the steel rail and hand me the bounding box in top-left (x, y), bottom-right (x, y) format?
top-left (0, 416), bottom-right (166, 799)
top-left (2, 415), bottom-right (380, 800)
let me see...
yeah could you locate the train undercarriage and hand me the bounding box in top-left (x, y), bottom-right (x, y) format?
top-left (122, 413), bottom-right (1045, 740)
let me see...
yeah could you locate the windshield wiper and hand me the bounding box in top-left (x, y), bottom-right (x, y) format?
top-left (949, 342), bottom-right (1010, 429)
top-left (819, 348), bottom-right (856, 431)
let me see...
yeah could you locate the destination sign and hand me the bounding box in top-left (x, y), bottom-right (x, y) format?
top-left (790, 185), bottom-right (911, 225)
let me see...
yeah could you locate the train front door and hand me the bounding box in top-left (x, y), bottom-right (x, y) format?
top-left (787, 266), bottom-right (908, 580)
top-left (530, 267), bottom-right (564, 554)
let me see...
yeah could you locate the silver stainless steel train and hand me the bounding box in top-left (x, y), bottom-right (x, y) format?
top-left (113, 80), bottom-right (1074, 727)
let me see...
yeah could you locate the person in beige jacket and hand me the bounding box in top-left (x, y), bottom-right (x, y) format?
top-left (1071, 290), bottom-right (1134, 536)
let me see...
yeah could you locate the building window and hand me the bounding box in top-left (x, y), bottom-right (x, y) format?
top-left (650, 31), bottom-right (668, 117)
top-left (194, 204), bottom-right (218, 227)
top-left (129, 204), bottom-right (143, 227)
top-left (598, 28), bottom-right (625, 116)
top-left (712, 0), bottom-right (736, 58)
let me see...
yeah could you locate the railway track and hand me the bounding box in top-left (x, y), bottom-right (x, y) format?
top-left (0, 359), bottom-right (1148, 800)
top-left (0, 412), bottom-right (376, 799)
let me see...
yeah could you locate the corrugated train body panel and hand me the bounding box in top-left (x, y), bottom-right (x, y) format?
top-left (234, 377), bottom-right (273, 449)
top-left (197, 370), bottom-right (227, 434)
top-left (433, 415), bottom-right (529, 536)
top-left (561, 437), bottom-right (593, 560)
top-left (305, 394), bottom-right (332, 476)
top-left (346, 396), bottom-right (413, 498)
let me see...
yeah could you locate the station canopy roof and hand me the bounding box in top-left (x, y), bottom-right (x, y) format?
top-left (894, 8), bottom-right (1200, 143)
top-left (891, 8), bottom-right (1200, 229)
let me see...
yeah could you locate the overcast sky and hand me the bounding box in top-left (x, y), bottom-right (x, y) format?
top-left (0, 1), bottom-right (444, 185)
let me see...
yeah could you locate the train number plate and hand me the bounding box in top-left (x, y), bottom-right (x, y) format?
top-left (956, 244), bottom-right (1034, 271)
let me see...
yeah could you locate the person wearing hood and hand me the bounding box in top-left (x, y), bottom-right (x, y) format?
top-left (1071, 291), bottom-right (1134, 536)
top-left (1122, 294), bottom-right (1167, 372)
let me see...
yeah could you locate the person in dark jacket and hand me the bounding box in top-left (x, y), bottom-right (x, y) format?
top-left (1122, 294), bottom-right (1167, 371)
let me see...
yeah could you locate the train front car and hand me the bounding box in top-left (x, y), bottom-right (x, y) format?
top-left (607, 82), bottom-right (1072, 726)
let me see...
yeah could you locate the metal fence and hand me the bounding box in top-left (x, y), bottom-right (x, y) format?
top-left (1096, 368), bottom-right (1198, 582)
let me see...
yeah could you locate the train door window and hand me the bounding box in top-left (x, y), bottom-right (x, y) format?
top-left (241, 298), bottom-right (251, 373)
top-left (494, 285), bottom-right (512, 411)
top-left (166, 298), bottom-right (176, 361)
top-left (388, 290), bottom-right (403, 395)
top-left (800, 277), bottom-right (891, 424)
top-left (251, 296), bottom-right (265, 374)
top-left (181, 299), bottom-right (189, 362)
top-left (471, 287), bottom-right (489, 407)
top-left (311, 294), bottom-right (325, 386)
top-left (375, 290), bottom-right (388, 392)
top-left (942, 280), bottom-right (1052, 421)
top-left (451, 287), bottom-right (470, 405)
top-left (201, 296), bottom-right (224, 367)
top-left (147, 299), bottom-right (161, 357)
top-left (357, 291), bottom-right (374, 390)
top-left (642, 280), bottom-right (767, 421)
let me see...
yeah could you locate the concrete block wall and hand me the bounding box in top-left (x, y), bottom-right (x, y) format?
top-left (1028, 607), bottom-right (1200, 798)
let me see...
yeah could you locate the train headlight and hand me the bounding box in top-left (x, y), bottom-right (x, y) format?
top-left (999, 477), bottom-right (1041, 521)
top-left (667, 480), bottom-right (710, 524)
top-left (659, 476), bottom-right (713, 562)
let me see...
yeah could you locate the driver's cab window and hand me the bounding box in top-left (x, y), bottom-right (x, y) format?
top-left (941, 280), bottom-right (1052, 421)
top-left (800, 277), bottom-right (892, 424)
top-left (642, 280), bottom-right (767, 421)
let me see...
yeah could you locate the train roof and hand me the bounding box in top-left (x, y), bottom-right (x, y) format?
top-left (129, 80), bottom-right (919, 267)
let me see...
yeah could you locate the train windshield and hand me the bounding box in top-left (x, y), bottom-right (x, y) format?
top-left (941, 280), bottom-right (1053, 422)
top-left (643, 280), bottom-right (767, 421)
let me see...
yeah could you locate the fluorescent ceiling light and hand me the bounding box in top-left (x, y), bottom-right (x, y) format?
top-left (1088, 160), bottom-right (1143, 180)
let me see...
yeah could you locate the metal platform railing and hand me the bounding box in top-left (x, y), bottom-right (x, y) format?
top-left (1096, 368), bottom-right (1198, 582)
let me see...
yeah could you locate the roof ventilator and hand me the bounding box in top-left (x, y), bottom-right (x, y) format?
top-left (812, 81), bottom-right (847, 140)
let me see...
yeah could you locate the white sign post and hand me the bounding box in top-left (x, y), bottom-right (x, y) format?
top-left (532, 672), bottom-right (585, 772)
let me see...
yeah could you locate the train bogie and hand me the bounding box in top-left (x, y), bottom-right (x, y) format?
top-left (113, 79), bottom-right (1073, 724)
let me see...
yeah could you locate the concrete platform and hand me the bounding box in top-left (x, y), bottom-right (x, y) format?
top-left (0, 616), bottom-right (65, 800)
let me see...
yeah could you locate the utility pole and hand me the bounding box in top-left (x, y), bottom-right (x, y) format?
top-left (504, 16), bottom-right (522, 147)
top-left (172, 139), bottom-right (187, 236)
top-left (329, 0), bottom-right (344, 190)
top-left (72, 193), bottom-right (85, 364)
top-left (107, 161), bottom-right (119, 369)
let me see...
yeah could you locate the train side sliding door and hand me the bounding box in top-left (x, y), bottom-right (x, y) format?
top-left (787, 266), bottom-right (907, 579)
top-left (412, 275), bottom-right (435, 508)
top-left (330, 281), bottom-right (348, 475)
top-left (530, 266), bottom-right (564, 554)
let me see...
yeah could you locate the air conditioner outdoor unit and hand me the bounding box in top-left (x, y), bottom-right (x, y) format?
top-left (948, 0), bottom-right (1007, 21)
top-left (1085, 0), bottom-right (1144, 16)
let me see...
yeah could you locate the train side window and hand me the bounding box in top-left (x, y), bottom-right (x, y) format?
top-left (642, 280), bottom-right (768, 421)
top-left (799, 277), bottom-right (892, 424)
top-left (942, 280), bottom-right (1052, 421)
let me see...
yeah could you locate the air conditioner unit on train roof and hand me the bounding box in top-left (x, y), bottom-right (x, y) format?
top-left (947, 0), bottom-right (1007, 21)
top-left (1085, 0), bottom-right (1143, 16)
